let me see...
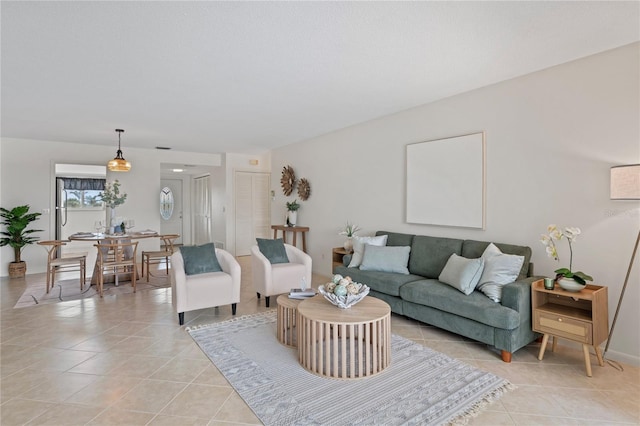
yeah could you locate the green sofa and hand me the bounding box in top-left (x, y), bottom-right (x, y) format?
top-left (333, 230), bottom-right (540, 362)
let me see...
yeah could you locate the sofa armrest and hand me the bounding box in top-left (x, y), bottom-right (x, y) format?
top-left (170, 251), bottom-right (187, 311)
top-left (501, 276), bottom-right (541, 313)
top-left (284, 243), bottom-right (312, 284)
top-left (216, 248), bottom-right (241, 301)
top-left (251, 245), bottom-right (272, 294)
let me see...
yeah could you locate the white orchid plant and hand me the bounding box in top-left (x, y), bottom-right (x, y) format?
top-left (339, 221), bottom-right (361, 237)
top-left (540, 224), bottom-right (593, 285)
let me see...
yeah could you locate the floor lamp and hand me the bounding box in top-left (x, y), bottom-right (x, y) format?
top-left (604, 164), bottom-right (640, 359)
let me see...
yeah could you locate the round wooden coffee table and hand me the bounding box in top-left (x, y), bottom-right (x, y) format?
top-left (297, 295), bottom-right (391, 379)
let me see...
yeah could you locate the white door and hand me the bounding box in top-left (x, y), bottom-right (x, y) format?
top-left (160, 179), bottom-right (183, 244)
top-left (235, 172), bottom-right (270, 256)
top-left (193, 175), bottom-right (212, 245)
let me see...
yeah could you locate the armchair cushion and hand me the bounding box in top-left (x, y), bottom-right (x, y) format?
top-left (256, 238), bottom-right (289, 264)
top-left (179, 243), bottom-right (222, 275)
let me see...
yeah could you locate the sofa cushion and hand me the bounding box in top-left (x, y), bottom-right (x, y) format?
top-left (438, 253), bottom-right (484, 295)
top-left (375, 231), bottom-right (415, 247)
top-left (333, 265), bottom-right (423, 297)
top-left (360, 245), bottom-right (411, 274)
top-left (409, 236), bottom-right (464, 278)
top-left (476, 243), bottom-right (525, 303)
top-left (179, 243), bottom-right (222, 275)
top-left (462, 240), bottom-right (531, 280)
top-left (256, 238), bottom-right (289, 264)
top-left (399, 279), bottom-right (520, 330)
top-left (348, 235), bottom-right (388, 268)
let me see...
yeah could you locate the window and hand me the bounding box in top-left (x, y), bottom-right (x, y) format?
top-left (66, 189), bottom-right (103, 208)
top-left (57, 177), bottom-right (106, 210)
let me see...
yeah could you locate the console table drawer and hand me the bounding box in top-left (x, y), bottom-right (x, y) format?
top-left (534, 311), bottom-right (592, 344)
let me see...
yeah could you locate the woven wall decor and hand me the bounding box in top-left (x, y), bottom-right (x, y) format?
top-left (280, 165), bottom-right (296, 196)
top-left (297, 178), bottom-right (311, 200)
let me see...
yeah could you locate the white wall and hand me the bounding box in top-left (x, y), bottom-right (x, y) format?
top-left (270, 43), bottom-right (640, 364)
top-left (0, 138), bottom-right (222, 275)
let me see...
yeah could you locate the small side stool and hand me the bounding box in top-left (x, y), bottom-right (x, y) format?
top-left (276, 294), bottom-right (302, 347)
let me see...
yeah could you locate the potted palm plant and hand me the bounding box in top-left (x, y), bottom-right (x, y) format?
top-left (0, 205), bottom-right (43, 278)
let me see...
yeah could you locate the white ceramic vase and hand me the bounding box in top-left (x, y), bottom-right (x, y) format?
top-left (558, 277), bottom-right (586, 292)
top-left (287, 210), bottom-right (297, 227)
top-left (343, 237), bottom-right (353, 252)
top-left (109, 207), bottom-right (116, 234)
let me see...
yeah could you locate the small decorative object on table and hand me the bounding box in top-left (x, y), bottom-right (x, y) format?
top-left (339, 221), bottom-right (361, 252)
top-left (286, 199), bottom-right (300, 227)
top-left (543, 277), bottom-right (555, 290)
top-left (540, 224), bottom-right (593, 292)
top-left (318, 274), bottom-right (369, 308)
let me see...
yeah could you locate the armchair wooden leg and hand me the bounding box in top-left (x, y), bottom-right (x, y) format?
top-left (178, 312), bottom-right (184, 325)
top-left (257, 292), bottom-right (261, 299)
top-left (232, 303), bottom-right (237, 315)
top-left (265, 296), bottom-right (270, 308)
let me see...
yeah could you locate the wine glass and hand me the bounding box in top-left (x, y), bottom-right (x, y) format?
top-left (94, 220), bottom-right (104, 235)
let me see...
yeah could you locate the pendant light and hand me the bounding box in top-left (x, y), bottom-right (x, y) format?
top-left (107, 129), bottom-right (131, 172)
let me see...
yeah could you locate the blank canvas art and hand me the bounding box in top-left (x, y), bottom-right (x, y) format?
top-left (406, 132), bottom-right (485, 229)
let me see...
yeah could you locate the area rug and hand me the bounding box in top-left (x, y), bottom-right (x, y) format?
top-left (14, 271), bottom-right (171, 309)
top-left (187, 311), bottom-right (513, 425)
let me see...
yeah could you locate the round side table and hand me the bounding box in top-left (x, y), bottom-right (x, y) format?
top-left (276, 294), bottom-right (302, 347)
top-left (297, 295), bottom-right (391, 379)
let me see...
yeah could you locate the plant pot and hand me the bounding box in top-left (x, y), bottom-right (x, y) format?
top-left (9, 261), bottom-right (26, 278)
top-left (558, 277), bottom-right (586, 292)
top-left (343, 237), bottom-right (353, 252)
top-left (287, 211), bottom-right (297, 227)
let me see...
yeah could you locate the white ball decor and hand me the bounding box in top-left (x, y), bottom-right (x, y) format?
top-left (318, 274), bottom-right (370, 309)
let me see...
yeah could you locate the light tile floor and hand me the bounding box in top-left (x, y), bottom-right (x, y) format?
top-left (1, 256), bottom-right (638, 425)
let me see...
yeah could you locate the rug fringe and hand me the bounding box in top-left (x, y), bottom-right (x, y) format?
top-left (184, 310), bottom-right (276, 332)
top-left (447, 381), bottom-right (516, 426)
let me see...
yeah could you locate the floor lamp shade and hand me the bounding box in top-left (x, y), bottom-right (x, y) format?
top-left (605, 164), bottom-right (640, 359)
top-left (610, 164), bottom-right (640, 200)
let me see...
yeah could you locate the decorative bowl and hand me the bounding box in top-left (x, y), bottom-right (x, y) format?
top-left (318, 283), bottom-right (369, 309)
top-left (558, 278), bottom-right (586, 292)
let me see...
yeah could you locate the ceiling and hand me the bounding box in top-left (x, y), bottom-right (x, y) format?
top-left (2, 1), bottom-right (639, 155)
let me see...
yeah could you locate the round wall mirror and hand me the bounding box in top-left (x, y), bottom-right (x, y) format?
top-left (160, 187), bottom-right (174, 220)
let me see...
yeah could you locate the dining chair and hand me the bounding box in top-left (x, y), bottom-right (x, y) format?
top-left (37, 240), bottom-right (87, 294)
top-left (94, 240), bottom-right (139, 297)
top-left (141, 234), bottom-right (180, 281)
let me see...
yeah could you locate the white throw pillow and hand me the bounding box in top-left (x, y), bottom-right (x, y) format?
top-left (438, 253), bottom-right (485, 295)
top-left (476, 243), bottom-right (524, 302)
top-left (348, 235), bottom-right (388, 268)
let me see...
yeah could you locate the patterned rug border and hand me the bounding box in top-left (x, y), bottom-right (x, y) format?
top-left (188, 310), bottom-right (514, 426)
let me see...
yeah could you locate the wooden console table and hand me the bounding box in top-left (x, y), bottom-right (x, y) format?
top-left (271, 225), bottom-right (309, 252)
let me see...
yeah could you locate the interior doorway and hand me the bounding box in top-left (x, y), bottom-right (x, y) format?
top-left (235, 171), bottom-right (270, 256)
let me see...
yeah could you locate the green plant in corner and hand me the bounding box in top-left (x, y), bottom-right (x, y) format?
top-left (286, 199), bottom-right (300, 212)
top-left (0, 205), bottom-right (43, 264)
top-left (540, 224), bottom-right (593, 285)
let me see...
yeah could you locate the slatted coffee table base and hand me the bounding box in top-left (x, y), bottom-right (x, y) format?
top-left (297, 299), bottom-right (391, 379)
top-left (276, 295), bottom-right (301, 347)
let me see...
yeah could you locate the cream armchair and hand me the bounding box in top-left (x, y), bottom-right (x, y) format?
top-left (251, 243), bottom-right (312, 307)
top-left (170, 247), bottom-right (241, 325)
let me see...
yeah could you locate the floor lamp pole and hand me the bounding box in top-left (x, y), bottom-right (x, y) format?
top-left (603, 229), bottom-right (640, 358)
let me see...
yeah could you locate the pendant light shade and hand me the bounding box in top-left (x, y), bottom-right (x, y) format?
top-left (107, 129), bottom-right (131, 172)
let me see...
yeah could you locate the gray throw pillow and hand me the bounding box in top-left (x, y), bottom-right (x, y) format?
top-left (476, 243), bottom-right (524, 302)
top-left (359, 245), bottom-right (411, 274)
top-left (438, 253), bottom-right (485, 295)
top-left (180, 243), bottom-right (222, 275)
top-left (256, 238), bottom-right (289, 264)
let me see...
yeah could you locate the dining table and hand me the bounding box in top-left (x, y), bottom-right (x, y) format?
top-left (68, 231), bottom-right (160, 285)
